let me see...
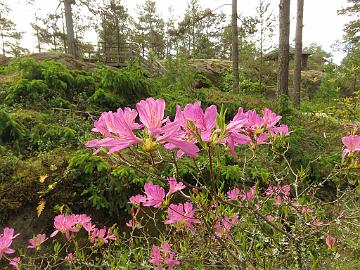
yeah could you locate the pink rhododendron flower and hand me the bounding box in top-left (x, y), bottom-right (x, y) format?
top-left (136, 97), bottom-right (165, 136)
top-left (342, 135), bottom-right (360, 157)
top-left (262, 108), bottom-right (282, 127)
top-left (266, 185), bottom-right (291, 205)
top-left (65, 253), bottom-right (75, 263)
top-left (181, 102), bottom-right (217, 142)
top-left (90, 227), bottom-right (116, 244)
top-left (85, 109), bottom-right (141, 154)
top-left (149, 242), bottom-right (180, 269)
top-left (215, 215), bottom-right (238, 238)
top-left (51, 214), bottom-right (93, 239)
top-left (143, 182), bottom-right (165, 208)
top-left (167, 177), bottom-right (186, 197)
top-left (27, 233), bottom-right (47, 249)
top-left (129, 194), bottom-right (147, 206)
top-left (9, 256), bottom-right (20, 269)
top-left (165, 202), bottom-right (200, 231)
top-left (227, 188), bottom-right (240, 201)
top-left (311, 217), bottom-right (323, 227)
top-left (265, 215), bottom-right (274, 222)
top-left (149, 245), bottom-right (162, 268)
top-left (0, 227), bottom-right (20, 259)
top-left (325, 235), bottom-right (336, 249)
top-left (240, 186), bottom-right (256, 201)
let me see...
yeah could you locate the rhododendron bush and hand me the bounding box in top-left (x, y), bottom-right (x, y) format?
top-left (1, 98), bottom-right (359, 269)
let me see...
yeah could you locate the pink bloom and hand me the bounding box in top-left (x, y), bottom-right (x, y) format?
top-left (325, 235), bottom-right (336, 249)
top-left (65, 253), bottom-right (75, 262)
top-left (245, 110), bottom-right (266, 129)
top-left (129, 194), bottom-right (147, 205)
top-left (143, 182), bottom-right (165, 208)
top-left (90, 227), bottom-right (116, 244)
top-left (342, 135), bottom-right (360, 157)
top-left (0, 228), bottom-right (20, 259)
top-left (301, 207), bottom-right (314, 214)
top-left (262, 108), bottom-right (282, 127)
top-left (136, 98), bottom-right (165, 136)
top-left (165, 202), bottom-right (200, 231)
top-left (149, 245), bottom-right (162, 267)
top-left (85, 109), bottom-right (141, 154)
top-left (50, 214), bottom-right (90, 239)
top-left (167, 177), bottom-right (186, 197)
top-left (182, 102), bottom-right (217, 142)
top-left (27, 233), bottom-right (47, 249)
top-left (149, 243), bottom-right (180, 269)
top-left (311, 217), bottom-right (323, 227)
top-left (227, 188), bottom-right (240, 201)
top-left (241, 186), bottom-right (256, 201)
top-left (9, 256), bottom-right (20, 269)
top-left (265, 215), bottom-right (274, 222)
top-left (225, 132), bottom-right (251, 158)
top-left (157, 120), bottom-right (200, 157)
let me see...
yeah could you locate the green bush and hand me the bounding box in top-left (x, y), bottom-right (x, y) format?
top-left (31, 123), bottom-right (77, 151)
top-left (6, 79), bottom-right (48, 105)
top-left (98, 63), bottom-right (150, 104)
top-left (0, 110), bottom-right (26, 144)
top-left (88, 88), bottom-right (121, 110)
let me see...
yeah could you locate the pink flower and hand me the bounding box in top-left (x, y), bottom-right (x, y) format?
top-left (311, 216), bottom-right (323, 227)
top-left (129, 194), bottom-right (147, 206)
top-left (136, 98), bottom-right (165, 136)
top-left (266, 185), bottom-right (291, 204)
top-left (156, 119), bottom-right (200, 157)
top-left (215, 215), bottom-right (238, 238)
top-left (143, 182), bottom-right (165, 208)
top-left (51, 214), bottom-right (92, 239)
top-left (262, 108), bottom-right (282, 127)
top-left (90, 227), bottom-right (116, 244)
top-left (265, 215), bottom-right (274, 222)
top-left (149, 245), bottom-right (162, 268)
top-left (165, 202), bottom-right (200, 231)
top-left (65, 252), bottom-right (75, 262)
top-left (227, 188), bottom-right (240, 201)
top-left (9, 256), bottom-right (20, 269)
top-left (27, 233), bottom-right (47, 249)
top-left (342, 135), bottom-right (360, 157)
top-left (167, 177), bottom-right (186, 197)
top-left (240, 186), bottom-right (256, 201)
top-left (325, 235), bottom-right (336, 249)
top-left (0, 227), bottom-right (20, 259)
top-left (225, 132), bottom-right (251, 158)
top-left (301, 207), bottom-right (314, 214)
top-left (85, 109), bottom-right (141, 154)
top-left (182, 102), bottom-right (217, 142)
top-left (149, 243), bottom-right (180, 269)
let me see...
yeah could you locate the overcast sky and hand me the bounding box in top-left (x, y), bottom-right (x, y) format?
top-left (6, 0), bottom-right (351, 63)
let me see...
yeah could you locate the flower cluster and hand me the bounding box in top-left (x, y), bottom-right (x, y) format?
top-left (129, 178), bottom-right (186, 209)
top-left (51, 214), bottom-right (116, 245)
top-left (342, 135), bottom-right (360, 157)
top-left (215, 215), bottom-right (239, 239)
top-left (227, 186), bottom-right (256, 202)
top-left (149, 242), bottom-right (180, 270)
top-left (86, 98), bottom-right (289, 158)
top-left (0, 227), bottom-right (19, 259)
top-left (265, 185), bottom-right (291, 205)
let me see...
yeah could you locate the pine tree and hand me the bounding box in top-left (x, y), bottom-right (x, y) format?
top-left (134, 0), bottom-right (165, 58)
top-left (0, 2), bottom-right (26, 56)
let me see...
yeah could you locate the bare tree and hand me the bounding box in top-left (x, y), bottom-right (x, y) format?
top-left (293, 0), bottom-right (304, 107)
top-left (63, 0), bottom-right (76, 57)
top-left (232, 0), bottom-right (239, 93)
top-left (277, 0), bottom-right (290, 99)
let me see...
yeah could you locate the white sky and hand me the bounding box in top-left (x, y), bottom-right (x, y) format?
top-left (6, 0), bottom-right (351, 63)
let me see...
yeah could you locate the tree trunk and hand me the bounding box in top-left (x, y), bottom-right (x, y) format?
top-left (277, 0), bottom-right (290, 98)
top-left (293, 0), bottom-right (304, 107)
top-left (64, 0), bottom-right (76, 57)
top-left (232, 0), bottom-right (240, 93)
